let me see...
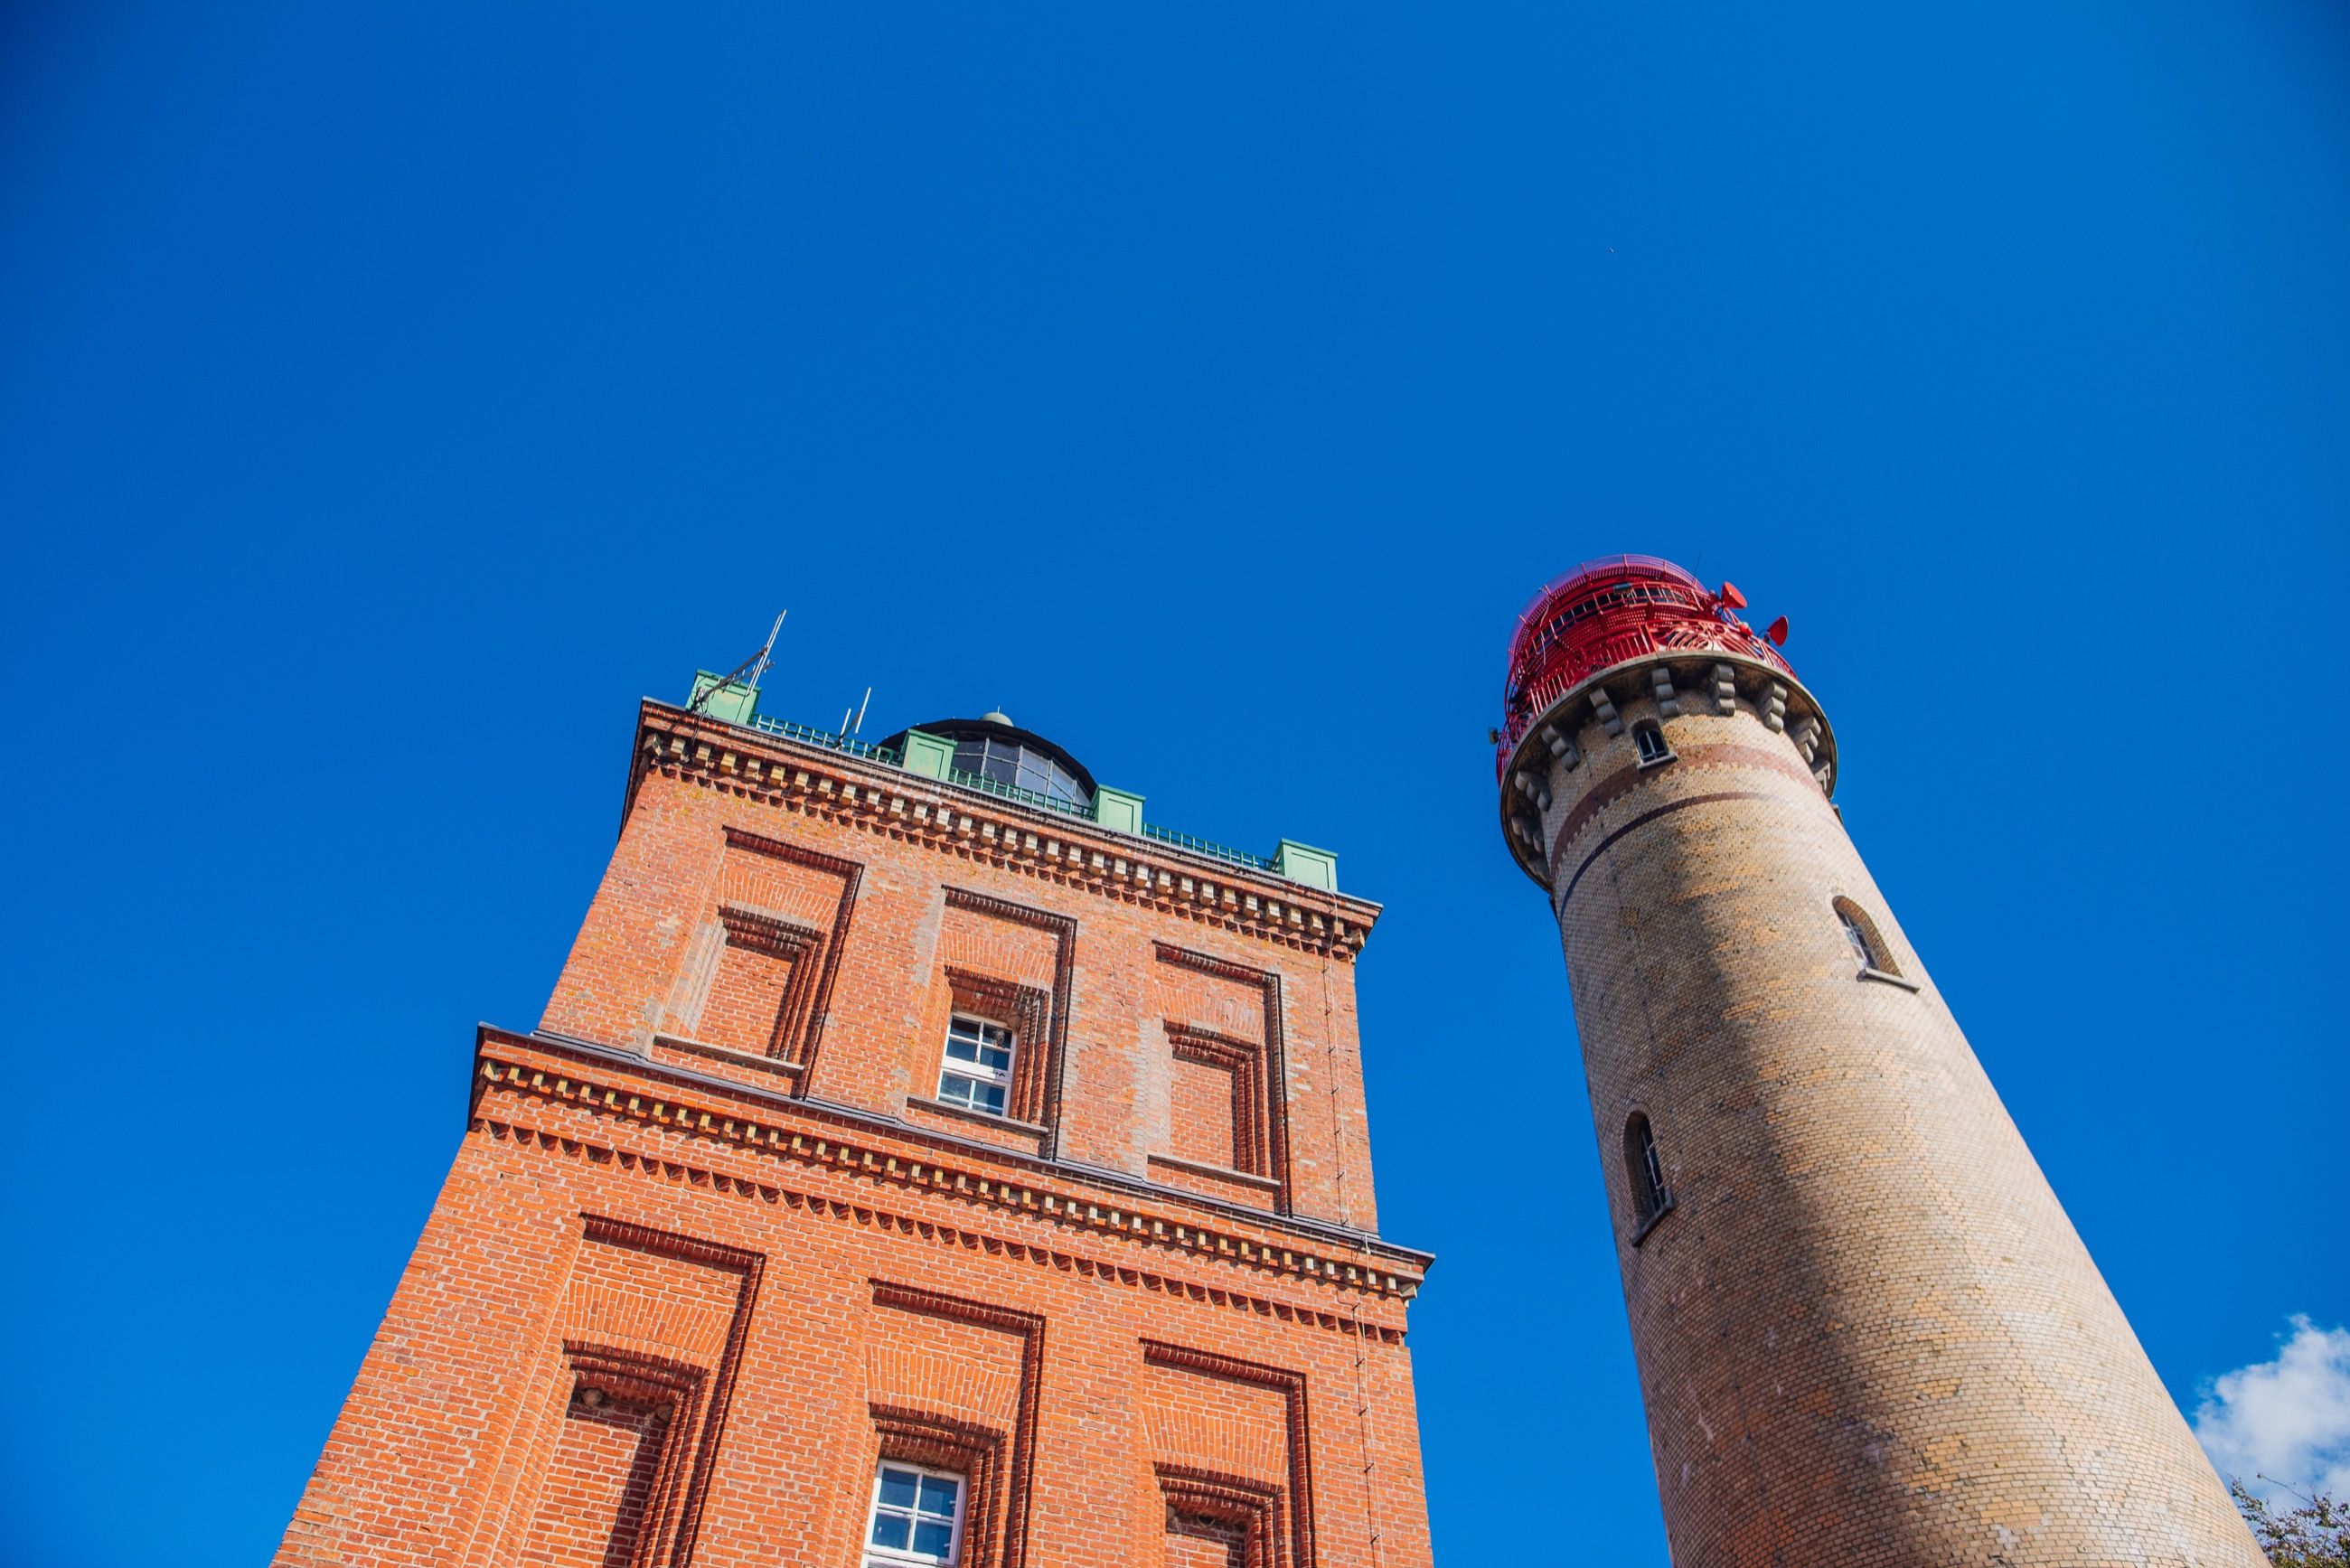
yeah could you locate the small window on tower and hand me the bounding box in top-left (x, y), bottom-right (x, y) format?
top-left (1834, 898), bottom-right (1903, 979)
top-left (1835, 898), bottom-right (1919, 989)
top-left (1633, 721), bottom-right (1673, 766)
top-left (937, 1015), bottom-right (1015, 1118)
top-left (866, 1461), bottom-right (965, 1566)
top-left (1624, 1112), bottom-right (1673, 1242)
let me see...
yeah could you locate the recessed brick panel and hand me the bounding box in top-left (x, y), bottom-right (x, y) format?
top-left (276, 703), bottom-right (1431, 1568)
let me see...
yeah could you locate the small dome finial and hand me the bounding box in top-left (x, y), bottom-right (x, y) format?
top-left (980, 709), bottom-right (1013, 726)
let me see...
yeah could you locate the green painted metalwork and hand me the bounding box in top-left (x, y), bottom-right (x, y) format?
top-left (746, 712), bottom-right (901, 765)
top-left (1272, 839), bottom-right (1340, 891)
top-left (1092, 785), bottom-right (1145, 835)
top-left (1139, 822), bottom-right (1277, 873)
top-left (943, 766), bottom-right (1093, 819)
top-left (682, 687), bottom-right (1339, 888)
top-left (688, 671), bottom-right (762, 725)
top-left (899, 729), bottom-right (954, 780)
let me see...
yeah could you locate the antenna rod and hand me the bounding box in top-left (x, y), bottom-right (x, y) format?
top-left (851, 687), bottom-right (872, 735)
top-left (688, 609), bottom-right (788, 714)
top-left (746, 610), bottom-right (786, 687)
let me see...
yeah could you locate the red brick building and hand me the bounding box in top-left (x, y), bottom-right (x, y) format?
top-left (277, 678), bottom-right (1434, 1568)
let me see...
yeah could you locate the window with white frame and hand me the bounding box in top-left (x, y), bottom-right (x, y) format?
top-left (1624, 1111), bottom-right (1671, 1232)
top-left (1634, 721), bottom-right (1673, 765)
top-left (865, 1460), bottom-right (965, 1565)
top-left (1838, 907), bottom-right (1875, 968)
top-left (937, 1014), bottom-right (1015, 1117)
top-left (1836, 899), bottom-right (1896, 975)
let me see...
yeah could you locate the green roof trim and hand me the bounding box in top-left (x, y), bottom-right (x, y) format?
top-left (1272, 840), bottom-right (1339, 892)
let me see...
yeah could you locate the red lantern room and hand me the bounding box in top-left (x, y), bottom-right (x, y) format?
top-left (1495, 554), bottom-right (1792, 783)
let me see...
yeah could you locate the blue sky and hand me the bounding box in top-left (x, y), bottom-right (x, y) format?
top-left (4, 5), bottom-right (2345, 1563)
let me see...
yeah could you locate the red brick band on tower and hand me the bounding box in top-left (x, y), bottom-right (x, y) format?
top-left (1496, 555), bottom-right (2263, 1565)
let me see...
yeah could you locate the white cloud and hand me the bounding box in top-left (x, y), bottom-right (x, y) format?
top-left (2194, 1315), bottom-right (2350, 1503)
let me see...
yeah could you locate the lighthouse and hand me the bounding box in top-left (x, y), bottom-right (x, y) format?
top-left (1493, 555), bottom-right (2261, 1565)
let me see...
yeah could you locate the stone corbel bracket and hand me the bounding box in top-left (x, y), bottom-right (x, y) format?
top-left (1499, 653), bottom-right (1838, 885)
top-left (633, 703), bottom-right (1381, 961)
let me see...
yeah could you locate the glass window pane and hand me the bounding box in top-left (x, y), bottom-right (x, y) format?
top-left (978, 1084), bottom-right (1005, 1114)
top-left (870, 1513), bottom-right (910, 1550)
top-left (916, 1476), bottom-right (960, 1515)
top-left (946, 1037), bottom-right (978, 1063)
top-left (982, 1046), bottom-right (1010, 1071)
top-left (879, 1469), bottom-right (918, 1509)
top-left (911, 1519), bottom-right (954, 1557)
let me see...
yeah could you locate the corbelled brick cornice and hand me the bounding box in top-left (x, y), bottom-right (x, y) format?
top-left (630, 702), bottom-right (1378, 960)
top-left (475, 1026), bottom-right (1426, 1315)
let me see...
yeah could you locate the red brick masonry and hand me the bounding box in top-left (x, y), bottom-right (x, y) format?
top-left (276, 700), bottom-right (1434, 1568)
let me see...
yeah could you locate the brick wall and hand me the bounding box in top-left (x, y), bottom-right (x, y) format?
top-left (1522, 660), bottom-right (2263, 1567)
top-left (276, 703), bottom-right (1430, 1568)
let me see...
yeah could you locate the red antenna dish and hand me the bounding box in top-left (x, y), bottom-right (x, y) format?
top-left (1765, 615), bottom-right (1790, 646)
top-left (1718, 581), bottom-right (1748, 610)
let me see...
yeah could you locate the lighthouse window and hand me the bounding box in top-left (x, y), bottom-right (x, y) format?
top-left (865, 1460), bottom-right (966, 1565)
top-left (1834, 899), bottom-right (1896, 976)
top-left (1624, 1113), bottom-right (1673, 1241)
top-left (937, 1015), bottom-right (1015, 1117)
top-left (1633, 722), bottom-right (1673, 766)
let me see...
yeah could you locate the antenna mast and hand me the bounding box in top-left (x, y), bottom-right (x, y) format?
top-left (688, 611), bottom-right (787, 714)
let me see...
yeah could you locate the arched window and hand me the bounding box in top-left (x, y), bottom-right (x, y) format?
top-left (1623, 1112), bottom-right (1672, 1240)
top-left (1833, 897), bottom-right (1896, 977)
top-left (1633, 721), bottom-right (1673, 766)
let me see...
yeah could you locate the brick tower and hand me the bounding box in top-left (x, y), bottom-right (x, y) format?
top-left (1493, 556), bottom-right (2262, 1566)
top-left (278, 676), bottom-right (1433, 1568)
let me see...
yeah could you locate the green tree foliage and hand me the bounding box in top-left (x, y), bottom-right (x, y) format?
top-left (2233, 1479), bottom-right (2350, 1567)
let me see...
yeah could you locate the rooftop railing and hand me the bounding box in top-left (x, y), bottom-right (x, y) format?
top-left (1140, 822), bottom-right (1277, 872)
top-left (718, 706), bottom-right (1282, 877)
top-left (943, 766), bottom-right (1094, 821)
top-left (747, 713), bottom-right (904, 766)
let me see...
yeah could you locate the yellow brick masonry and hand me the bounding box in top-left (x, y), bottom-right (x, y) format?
top-left (1525, 662), bottom-right (2263, 1567)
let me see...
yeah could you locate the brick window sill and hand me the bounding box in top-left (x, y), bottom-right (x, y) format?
top-left (1856, 967), bottom-right (1920, 992)
top-left (650, 1031), bottom-right (804, 1081)
top-left (1631, 1197), bottom-right (1676, 1248)
top-left (903, 1094), bottom-right (1049, 1139)
top-left (1146, 1151), bottom-right (1281, 1193)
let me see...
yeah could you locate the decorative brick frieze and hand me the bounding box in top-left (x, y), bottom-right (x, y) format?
top-left (639, 706), bottom-right (1375, 961)
top-left (472, 1117), bottom-right (1409, 1346)
top-left (473, 1045), bottom-right (1424, 1310)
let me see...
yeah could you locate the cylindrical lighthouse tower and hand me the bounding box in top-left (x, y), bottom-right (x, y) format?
top-left (1494, 556), bottom-right (2261, 1566)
